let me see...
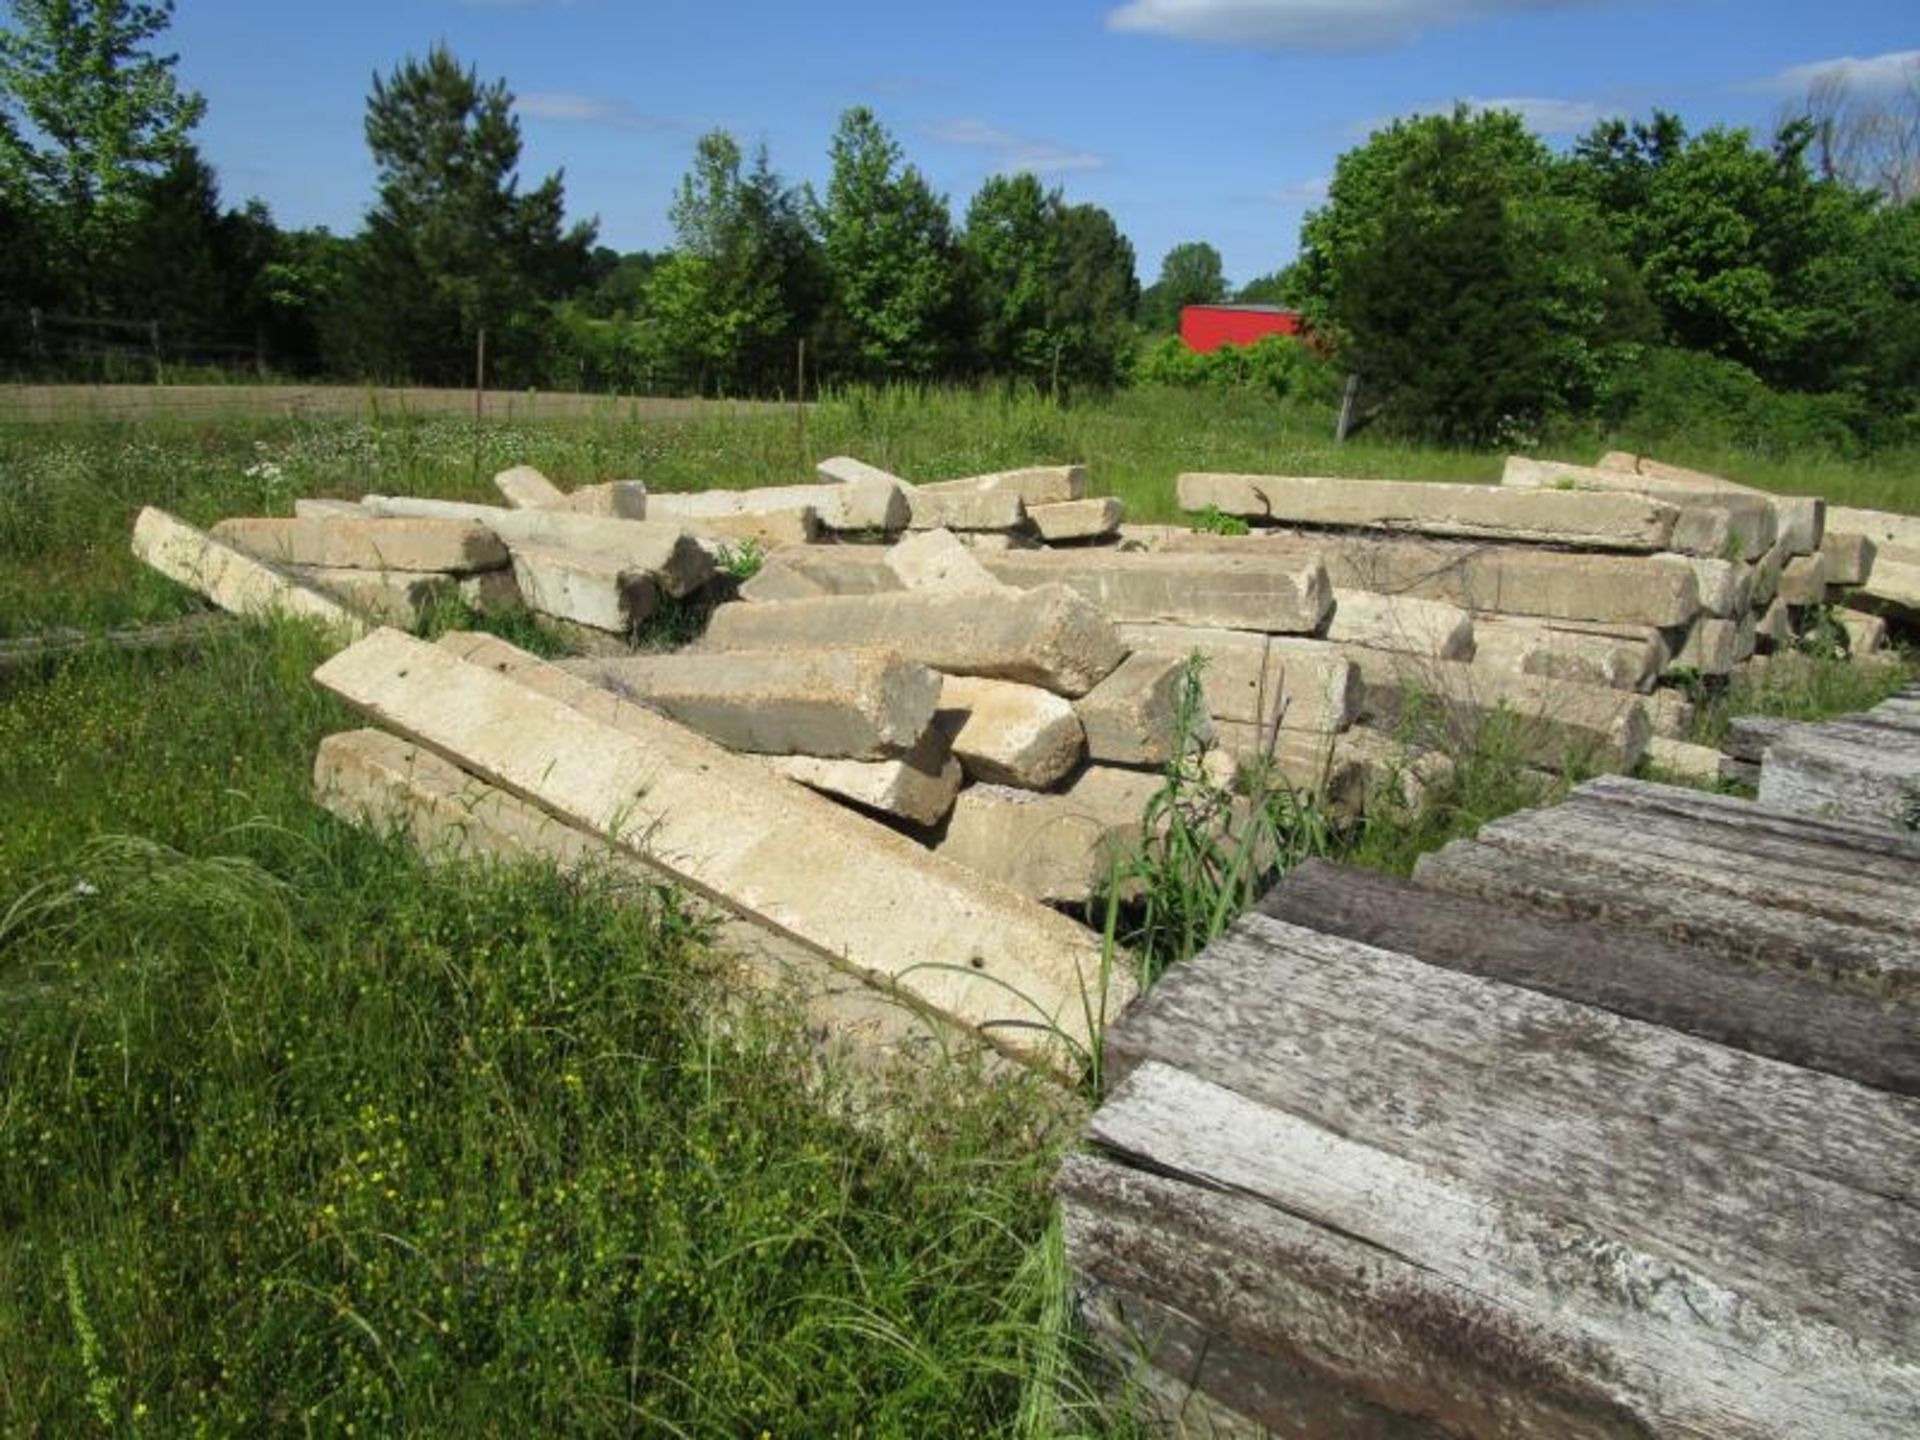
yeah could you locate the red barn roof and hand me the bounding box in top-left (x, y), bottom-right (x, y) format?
top-left (1180, 304), bottom-right (1303, 354)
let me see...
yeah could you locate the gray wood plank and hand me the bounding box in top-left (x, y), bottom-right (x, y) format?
top-left (1072, 1060), bottom-right (1920, 1438)
top-left (1073, 1275), bottom-right (1444, 1440)
top-left (1101, 914), bottom-right (1920, 1351)
top-left (1414, 836), bottom-right (1920, 1001)
top-left (1759, 726), bottom-right (1920, 832)
top-left (1571, 772), bottom-right (1920, 859)
top-left (1060, 1151), bottom-right (1657, 1440)
top-left (1471, 804), bottom-right (1920, 934)
top-left (1260, 859), bottom-right (1920, 1096)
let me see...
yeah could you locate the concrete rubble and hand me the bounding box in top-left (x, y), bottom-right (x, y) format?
top-left (132, 450), bottom-right (1915, 1072)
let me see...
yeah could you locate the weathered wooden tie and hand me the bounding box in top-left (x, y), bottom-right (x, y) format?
top-left (1066, 760), bottom-right (1920, 1437)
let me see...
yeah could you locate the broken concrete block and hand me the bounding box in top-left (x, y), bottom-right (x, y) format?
top-left (1180, 470), bottom-right (1681, 551)
top-left (1645, 688), bottom-right (1697, 741)
top-left (1501, 457), bottom-right (1777, 559)
top-left (817, 455), bottom-right (907, 488)
top-left (766, 730), bottom-right (962, 826)
top-left (211, 516), bottom-right (509, 573)
top-left (1325, 589), bottom-right (1475, 659)
top-left (1647, 735), bottom-right (1735, 785)
top-left (1470, 615), bottom-right (1666, 693)
top-left (702, 585), bottom-right (1127, 697)
top-left (510, 544), bottom-right (656, 635)
top-left (906, 488), bottom-right (1026, 532)
top-left (1668, 616), bottom-right (1743, 676)
top-left (1114, 625), bottom-right (1357, 736)
top-left (1075, 652), bottom-right (1213, 767)
top-left (774, 464), bottom-right (916, 532)
top-left (1779, 553), bottom-right (1832, 606)
top-left (1274, 533), bottom-right (1702, 629)
top-left (131, 507), bottom-right (367, 638)
top-left (919, 465), bottom-right (1087, 505)
top-left (979, 550), bottom-right (1333, 634)
top-left (691, 509), bottom-right (820, 550)
top-left (1029, 497), bottom-right (1123, 543)
top-left (313, 727), bottom-right (959, 1072)
top-left (935, 767), bottom-right (1162, 906)
top-left (885, 529), bottom-right (1004, 594)
top-left (1680, 557), bottom-right (1753, 618)
top-left (1839, 609), bottom-right (1888, 655)
top-left (935, 676), bottom-right (1086, 789)
top-left (1820, 531), bottom-right (1877, 586)
top-left (1859, 542), bottom-right (1920, 616)
top-left (1343, 648), bottom-right (1651, 768)
top-left (564, 648), bottom-right (941, 760)
top-left (494, 464), bottom-right (567, 509)
top-left (315, 629), bottom-right (1128, 1072)
top-left (1750, 539), bottom-right (1790, 608)
top-left (1826, 507), bottom-right (1920, 551)
top-left (1755, 598), bottom-right (1793, 652)
top-left (1597, 454), bottom-right (1825, 555)
top-left (363, 498), bottom-right (715, 596)
top-left (553, 481), bottom-right (649, 520)
top-left (291, 567), bottom-right (459, 627)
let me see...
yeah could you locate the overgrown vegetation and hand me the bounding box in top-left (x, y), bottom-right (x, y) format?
top-left (0, 620), bottom-right (1138, 1435)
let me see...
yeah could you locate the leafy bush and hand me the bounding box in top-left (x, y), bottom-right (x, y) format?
top-left (1136, 333), bottom-right (1334, 401)
top-left (1597, 345), bottom-right (1869, 458)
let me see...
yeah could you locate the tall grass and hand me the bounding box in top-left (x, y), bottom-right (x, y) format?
top-left (0, 621), bottom-right (1136, 1435)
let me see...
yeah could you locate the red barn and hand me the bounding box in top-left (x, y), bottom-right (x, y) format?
top-left (1179, 303), bottom-right (1302, 354)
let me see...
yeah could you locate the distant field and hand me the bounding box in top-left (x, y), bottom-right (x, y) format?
top-left (0, 383), bottom-right (790, 426)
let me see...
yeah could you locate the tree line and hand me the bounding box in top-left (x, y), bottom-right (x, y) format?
top-left (3, 1), bottom-right (1916, 453)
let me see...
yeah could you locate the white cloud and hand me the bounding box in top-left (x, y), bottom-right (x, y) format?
top-left (1107, 0), bottom-right (1619, 54)
top-left (925, 119), bottom-right (1106, 174)
top-left (517, 92), bottom-right (678, 131)
top-left (1763, 49), bottom-right (1920, 96)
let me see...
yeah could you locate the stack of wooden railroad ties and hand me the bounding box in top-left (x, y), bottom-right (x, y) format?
top-left (1066, 682), bottom-right (1919, 1438)
top-left (129, 449), bottom-right (1915, 1072)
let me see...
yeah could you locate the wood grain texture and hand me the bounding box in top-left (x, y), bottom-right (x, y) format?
top-left (1566, 773), bottom-right (1920, 863)
top-left (1071, 1274), bottom-right (1450, 1440)
top-left (1075, 1057), bottom-right (1920, 1437)
top-left (1758, 721), bottom-right (1920, 832)
top-left (1467, 802), bottom-right (1920, 935)
top-left (1414, 835), bottom-right (1919, 1000)
top-left (1260, 859), bottom-right (1920, 1095)
top-left (1101, 915), bottom-right (1920, 1349)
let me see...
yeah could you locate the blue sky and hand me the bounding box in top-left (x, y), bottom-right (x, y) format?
top-left (167, 0), bottom-right (1916, 287)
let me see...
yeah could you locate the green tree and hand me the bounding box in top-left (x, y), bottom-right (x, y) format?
top-left (961, 172), bottom-right (1057, 379)
top-left (337, 45), bottom-right (595, 384)
top-left (1297, 106), bottom-right (1650, 441)
top-left (1234, 268), bottom-right (1293, 306)
top-left (1046, 199), bottom-right (1139, 390)
top-left (637, 132), bottom-right (820, 395)
top-left (1138, 241), bottom-right (1226, 331)
top-left (0, 0), bottom-right (205, 307)
top-left (1565, 115), bottom-right (1878, 390)
top-left (819, 106), bottom-right (959, 380)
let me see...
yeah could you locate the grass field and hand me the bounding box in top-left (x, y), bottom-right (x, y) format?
top-left (1, 385), bottom-right (1914, 1433)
